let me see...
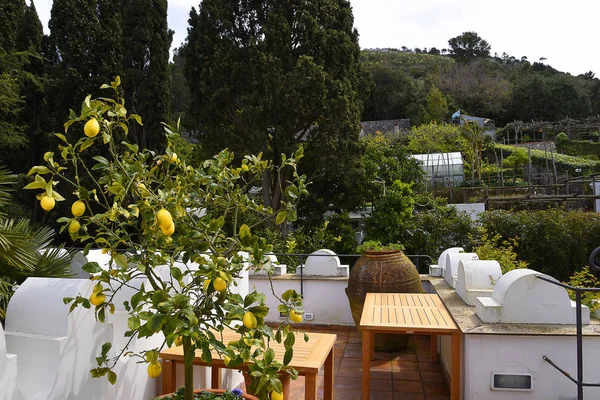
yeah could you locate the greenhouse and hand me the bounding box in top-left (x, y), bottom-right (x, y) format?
top-left (412, 152), bottom-right (465, 186)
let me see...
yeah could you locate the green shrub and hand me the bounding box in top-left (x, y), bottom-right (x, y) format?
top-left (469, 229), bottom-right (528, 274)
top-left (496, 144), bottom-right (600, 175)
top-left (481, 209), bottom-right (600, 280)
top-left (566, 266), bottom-right (600, 311)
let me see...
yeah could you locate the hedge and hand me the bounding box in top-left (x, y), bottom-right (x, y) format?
top-left (480, 208), bottom-right (600, 280)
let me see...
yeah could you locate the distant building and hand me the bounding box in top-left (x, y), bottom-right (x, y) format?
top-left (451, 110), bottom-right (495, 138)
top-left (360, 119), bottom-right (411, 137)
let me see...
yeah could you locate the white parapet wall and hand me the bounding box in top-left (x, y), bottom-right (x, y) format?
top-left (249, 249), bottom-right (354, 325)
top-left (444, 252), bottom-right (478, 289)
top-left (463, 334), bottom-right (600, 399)
top-left (456, 260), bottom-right (502, 306)
top-left (476, 269), bottom-right (589, 324)
top-left (1, 254), bottom-right (252, 400)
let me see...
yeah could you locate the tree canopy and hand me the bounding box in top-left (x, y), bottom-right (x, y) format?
top-left (184, 0), bottom-right (372, 213)
top-left (448, 31), bottom-right (491, 62)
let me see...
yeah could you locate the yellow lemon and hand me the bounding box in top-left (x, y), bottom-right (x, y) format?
top-left (147, 362), bottom-right (162, 378)
top-left (224, 356), bottom-right (231, 366)
top-left (243, 311), bottom-right (258, 329)
top-left (84, 118), bottom-right (100, 138)
top-left (71, 200), bottom-right (85, 217)
top-left (213, 277), bottom-right (227, 292)
top-left (203, 280), bottom-right (211, 292)
top-left (290, 310), bottom-right (302, 323)
top-left (68, 220), bottom-right (81, 234)
top-left (173, 336), bottom-right (183, 347)
top-left (161, 223), bottom-right (175, 236)
top-left (156, 208), bottom-right (173, 229)
top-left (241, 164), bottom-right (249, 172)
top-left (271, 391), bottom-right (284, 400)
top-left (170, 153), bottom-right (178, 162)
top-left (137, 183), bottom-right (150, 198)
top-left (89, 292), bottom-right (106, 306)
top-left (40, 195), bottom-right (55, 211)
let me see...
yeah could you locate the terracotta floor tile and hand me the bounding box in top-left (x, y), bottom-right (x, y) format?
top-left (370, 391), bottom-right (394, 400)
top-left (340, 357), bottom-right (363, 368)
top-left (415, 345), bottom-right (431, 354)
top-left (419, 362), bottom-right (442, 372)
top-left (344, 343), bottom-right (362, 352)
top-left (332, 388), bottom-right (362, 400)
top-left (373, 351), bottom-right (393, 360)
top-left (369, 377), bottom-right (394, 392)
top-left (337, 367), bottom-right (363, 378)
top-left (421, 371), bottom-right (446, 383)
top-left (334, 376), bottom-right (363, 390)
top-left (393, 361), bottom-right (420, 372)
top-left (370, 359), bottom-right (394, 371)
top-left (393, 379), bottom-right (424, 393)
top-left (347, 336), bottom-right (362, 344)
top-left (423, 381), bottom-right (450, 395)
top-left (392, 353), bottom-right (418, 362)
top-left (343, 349), bottom-right (362, 359)
top-left (426, 394), bottom-right (451, 400)
top-left (393, 393), bottom-right (425, 400)
top-left (393, 370), bottom-right (421, 381)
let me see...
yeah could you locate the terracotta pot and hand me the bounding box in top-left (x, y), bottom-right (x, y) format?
top-left (155, 388), bottom-right (259, 400)
top-left (242, 371), bottom-right (290, 399)
top-left (346, 250), bottom-right (423, 351)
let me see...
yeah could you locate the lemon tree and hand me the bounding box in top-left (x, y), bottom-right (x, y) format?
top-left (25, 78), bottom-right (308, 400)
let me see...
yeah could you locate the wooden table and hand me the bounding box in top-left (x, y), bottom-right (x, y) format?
top-left (160, 329), bottom-right (336, 400)
top-left (360, 293), bottom-right (461, 400)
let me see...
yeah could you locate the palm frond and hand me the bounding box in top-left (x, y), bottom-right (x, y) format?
top-left (0, 218), bottom-right (39, 273)
top-left (0, 165), bottom-right (17, 218)
top-left (0, 277), bottom-right (14, 320)
top-left (34, 246), bottom-right (75, 278)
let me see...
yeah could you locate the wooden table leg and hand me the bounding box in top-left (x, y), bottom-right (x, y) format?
top-left (362, 328), bottom-right (371, 400)
top-left (324, 346), bottom-right (334, 400)
top-left (430, 334), bottom-right (439, 363)
top-left (305, 372), bottom-right (317, 400)
top-left (211, 366), bottom-right (221, 389)
top-left (161, 359), bottom-right (176, 395)
top-left (451, 331), bottom-right (461, 400)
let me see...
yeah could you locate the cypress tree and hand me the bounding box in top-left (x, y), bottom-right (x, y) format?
top-left (0, 0), bottom-right (25, 52)
top-left (122, 0), bottom-right (173, 151)
top-left (47, 0), bottom-right (122, 120)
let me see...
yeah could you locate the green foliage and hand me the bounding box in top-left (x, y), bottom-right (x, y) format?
top-left (401, 195), bottom-right (476, 261)
top-left (0, 166), bottom-right (73, 320)
top-left (364, 180), bottom-right (415, 245)
top-left (447, 31), bottom-right (491, 62)
top-left (469, 229), bottom-right (528, 274)
top-left (496, 144), bottom-right (600, 174)
top-left (481, 209), bottom-right (600, 280)
top-left (184, 0), bottom-right (371, 218)
top-left (408, 122), bottom-right (468, 155)
top-left (356, 240), bottom-right (404, 253)
top-left (155, 387), bottom-right (246, 400)
top-left (566, 266), bottom-right (600, 311)
top-left (555, 132), bottom-right (569, 147)
top-left (511, 72), bottom-right (592, 121)
top-left (502, 147), bottom-right (529, 182)
top-left (556, 138), bottom-right (600, 159)
top-left (25, 80), bottom-right (308, 400)
top-left (422, 86), bottom-right (448, 123)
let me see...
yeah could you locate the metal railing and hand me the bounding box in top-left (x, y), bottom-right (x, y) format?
top-left (271, 252), bottom-right (433, 297)
top-left (536, 274), bottom-right (600, 400)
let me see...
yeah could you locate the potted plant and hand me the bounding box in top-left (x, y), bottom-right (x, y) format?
top-left (25, 78), bottom-right (307, 400)
top-left (346, 240), bottom-right (423, 351)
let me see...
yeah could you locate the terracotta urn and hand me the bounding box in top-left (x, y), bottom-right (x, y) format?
top-left (346, 250), bottom-right (423, 351)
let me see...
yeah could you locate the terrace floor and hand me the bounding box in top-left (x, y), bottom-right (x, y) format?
top-left (250, 326), bottom-right (451, 400)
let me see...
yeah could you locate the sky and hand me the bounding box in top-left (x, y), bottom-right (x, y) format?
top-left (32, 0), bottom-right (600, 76)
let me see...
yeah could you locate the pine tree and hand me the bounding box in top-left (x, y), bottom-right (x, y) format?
top-left (122, 0), bottom-right (173, 151)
